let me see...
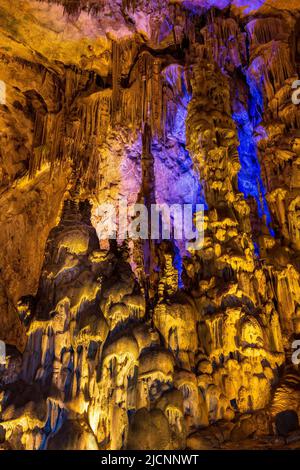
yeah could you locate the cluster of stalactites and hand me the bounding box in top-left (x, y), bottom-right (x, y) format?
top-left (41, 0), bottom-right (138, 16)
top-left (198, 16), bottom-right (246, 70)
top-left (41, 0), bottom-right (104, 16)
top-left (29, 67), bottom-right (112, 182)
top-left (112, 40), bottom-right (165, 140)
top-left (246, 17), bottom-right (288, 49)
top-left (28, 37), bottom-right (168, 189)
top-left (250, 37), bottom-right (294, 90)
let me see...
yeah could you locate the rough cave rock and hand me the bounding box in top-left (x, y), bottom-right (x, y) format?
top-left (0, 0), bottom-right (300, 450)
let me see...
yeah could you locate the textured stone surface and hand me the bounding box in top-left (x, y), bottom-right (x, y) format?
top-left (0, 0), bottom-right (299, 450)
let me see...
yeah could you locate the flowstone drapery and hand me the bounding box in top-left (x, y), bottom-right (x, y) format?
top-left (0, 0), bottom-right (300, 450)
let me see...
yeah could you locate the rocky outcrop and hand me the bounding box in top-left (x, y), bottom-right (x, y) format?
top-left (0, 0), bottom-right (300, 451)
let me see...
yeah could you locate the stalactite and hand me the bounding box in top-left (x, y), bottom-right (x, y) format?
top-left (248, 43), bottom-right (295, 101)
top-left (121, 81), bottom-right (141, 128)
top-left (138, 52), bottom-right (152, 128)
top-left (201, 17), bottom-right (244, 69)
top-left (119, 49), bottom-right (163, 136)
top-left (112, 41), bottom-right (122, 124)
top-left (71, 90), bottom-right (112, 188)
top-left (247, 18), bottom-right (287, 47)
top-left (122, 0), bottom-right (136, 12)
top-left (150, 58), bottom-right (163, 138)
top-left (2, 0), bottom-right (300, 452)
top-left (41, 0), bottom-right (104, 16)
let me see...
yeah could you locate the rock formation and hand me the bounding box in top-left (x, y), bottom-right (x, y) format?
top-left (0, 0), bottom-right (300, 450)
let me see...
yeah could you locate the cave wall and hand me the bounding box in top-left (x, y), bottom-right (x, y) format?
top-left (0, 0), bottom-right (300, 450)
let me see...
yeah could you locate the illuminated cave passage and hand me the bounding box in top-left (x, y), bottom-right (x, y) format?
top-left (0, 0), bottom-right (300, 451)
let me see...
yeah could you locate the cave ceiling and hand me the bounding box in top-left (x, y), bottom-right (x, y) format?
top-left (0, 0), bottom-right (300, 451)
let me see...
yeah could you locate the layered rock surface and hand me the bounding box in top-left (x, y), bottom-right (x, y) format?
top-left (0, 0), bottom-right (300, 450)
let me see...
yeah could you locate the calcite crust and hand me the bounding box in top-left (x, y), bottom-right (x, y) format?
top-left (0, 0), bottom-right (300, 451)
